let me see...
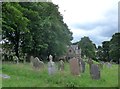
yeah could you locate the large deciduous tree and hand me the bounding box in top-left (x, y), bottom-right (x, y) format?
top-left (109, 33), bottom-right (120, 63)
top-left (2, 2), bottom-right (73, 61)
top-left (102, 41), bottom-right (110, 62)
top-left (2, 2), bottom-right (29, 59)
top-left (78, 36), bottom-right (96, 60)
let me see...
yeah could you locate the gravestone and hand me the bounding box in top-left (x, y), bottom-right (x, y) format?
top-left (90, 64), bottom-right (100, 80)
top-left (58, 59), bottom-right (64, 71)
top-left (88, 58), bottom-right (93, 74)
top-left (30, 56), bottom-right (34, 64)
top-left (23, 53), bottom-right (27, 64)
top-left (69, 57), bottom-right (80, 75)
top-left (0, 74), bottom-right (10, 79)
top-left (107, 62), bottom-right (112, 68)
top-left (48, 55), bottom-right (56, 75)
top-left (13, 56), bottom-right (19, 64)
top-left (79, 59), bottom-right (85, 73)
top-left (32, 57), bottom-right (44, 70)
top-left (98, 63), bottom-right (103, 69)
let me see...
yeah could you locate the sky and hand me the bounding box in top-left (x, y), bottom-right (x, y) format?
top-left (52, 0), bottom-right (119, 46)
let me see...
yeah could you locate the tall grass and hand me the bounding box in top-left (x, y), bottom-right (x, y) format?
top-left (2, 62), bottom-right (118, 87)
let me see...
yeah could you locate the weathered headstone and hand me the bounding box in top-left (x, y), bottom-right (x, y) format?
top-left (107, 62), bottom-right (112, 68)
top-left (88, 58), bottom-right (93, 74)
top-left (31, 57), bottom-right (44, 70)
top-left (98, 63), bottom-right (103, 69)
top-left (69, 57), bottom-right (80, 75)
top-left (23, 53), bottom-right (27, 64)
top-left (0, 74), bottom-right (10, 79)
top-left (79, 59), bottom-right (86, 73)
top-left (58, 59), bottom-right (64, 71)
top-left (90, 64), bottom-right (100, 80)
top-left (30, 56), bottom-right (34, 64)
top-left (13, 56), bottom-right (19, 64)
top-left (48, 55), bottom-right (56, 75)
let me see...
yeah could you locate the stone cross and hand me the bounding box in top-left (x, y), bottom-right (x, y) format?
top-left (48, 55), bottom-right (56, 75)
top-left (49, 55), bottom-right (53, 61)
top-left (90, 64), bottom-right (100, 80)
top-left (69, 57), bottom-right (80, 75)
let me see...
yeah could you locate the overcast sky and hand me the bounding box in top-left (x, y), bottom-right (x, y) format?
top-left (52, 0), bottom-right (119, 46)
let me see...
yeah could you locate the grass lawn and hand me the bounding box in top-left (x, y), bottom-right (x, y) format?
top-left (2, 61), bottom-right (118, 87)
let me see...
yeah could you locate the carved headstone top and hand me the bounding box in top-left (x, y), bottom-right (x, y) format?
top-left (48, 55), bottom-right (56, 75)
top-left (49, 55), bottom-right (53, 61)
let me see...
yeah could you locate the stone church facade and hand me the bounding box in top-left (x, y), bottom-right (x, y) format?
top-left (66, 44), bottom-right (81, 60)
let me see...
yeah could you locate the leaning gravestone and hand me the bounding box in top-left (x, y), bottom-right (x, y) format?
top-left (48, 55), bottom-right (56, 75)
top-left (69, 57), bottom-right (80, 75)
top-left (90, 64), bottom-right (100, 80)
top-left (32, 57), bottom-right (44, 70)
top-left (0, 74), bottom-right (10, 79)
top-left (58, 60), bottom-right (64, 71)
top-left (80, 59), bottom-right (86, 73)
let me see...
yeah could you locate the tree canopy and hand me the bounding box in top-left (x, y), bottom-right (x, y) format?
top-left (78, 36), bottom-right (96, 60)
top-left (96, 33), bottom-right (120, 63)
top-left (2, 2), bottom-right (73, 61)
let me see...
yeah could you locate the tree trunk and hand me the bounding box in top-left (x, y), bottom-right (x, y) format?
top-left (15, 27), bottom-right (20, 59)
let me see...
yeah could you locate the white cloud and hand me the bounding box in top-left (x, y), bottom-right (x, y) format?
top-left (52, 0), bottom-right (119, 46)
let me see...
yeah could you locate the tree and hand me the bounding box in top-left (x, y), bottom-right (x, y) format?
top-left (20, 2), bottom-right (73, 58)
top-left (102, 41), bottom-right (110, 62)
top-left (109, 33), bottom-right (120, 63)
top-left (78, 36), bottom-right (96, 60)
top-left (2, 2), bottom-right (29, 60)
top-left (2, 2), bottom-right (73, 61)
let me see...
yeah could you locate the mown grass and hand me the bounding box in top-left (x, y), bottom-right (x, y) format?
top-left (2, 61), bottom-right (118, 87)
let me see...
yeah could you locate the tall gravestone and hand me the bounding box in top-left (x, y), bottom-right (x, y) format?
top-left (30, 56), bottom-right (34, 64)
top-left (58, 60), bottom-right (64, 71)
top-left (90, 64), bottom-right (100, 80)
top-left (79, 59), bottom-right (85, 73)
top-left (48, 55), bottom-right (56, 75)
top-left (88, 58), bottom-right (93, 74)
top-left (69, 57), bottom-right (80, 75)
